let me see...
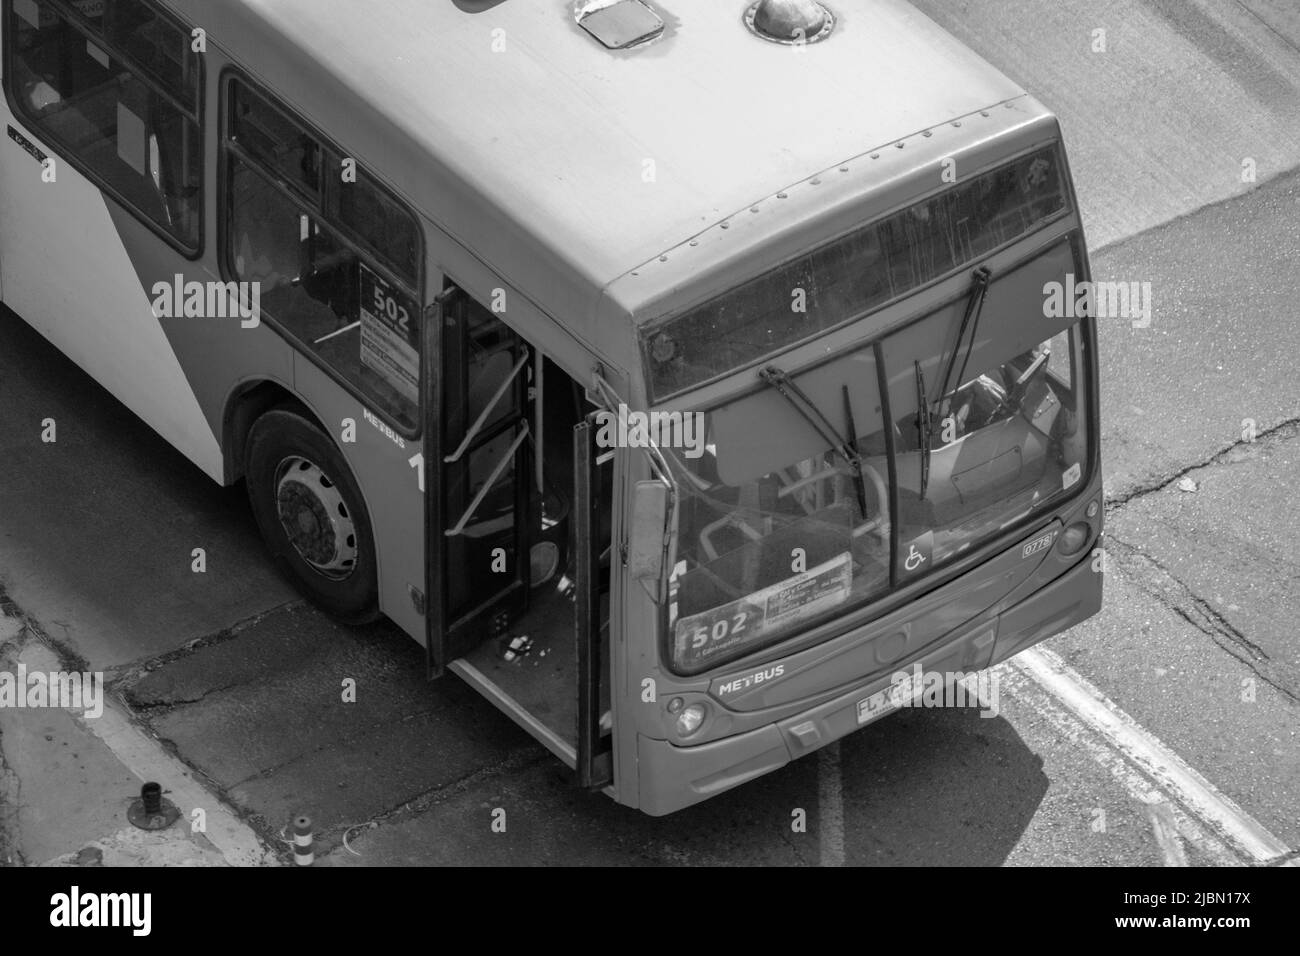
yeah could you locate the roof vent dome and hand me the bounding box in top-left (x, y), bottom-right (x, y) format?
top-left (745, 0), bottom-right (835, 44)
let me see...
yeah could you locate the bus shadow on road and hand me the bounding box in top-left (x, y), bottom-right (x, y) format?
top-left (409, 698), bottom-right (1049, 867)
top-left (632, 705), bottom-right (1048, 866)
top-left (833, 706), bottom-right (1048, 865)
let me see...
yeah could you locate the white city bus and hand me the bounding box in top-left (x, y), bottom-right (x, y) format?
top-left (0, 0), bottom-right (1102, 814)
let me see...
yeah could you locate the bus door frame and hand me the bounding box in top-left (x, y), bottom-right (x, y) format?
top-left (574, 414), bottom-right (613, 788)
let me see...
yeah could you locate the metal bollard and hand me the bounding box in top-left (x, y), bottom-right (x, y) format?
top-left (141, 782), bottom-right (163, 815)
top-left (128, 781), bottom-right (179, 831)
top-left (293, 814), bottom-right (314, 866)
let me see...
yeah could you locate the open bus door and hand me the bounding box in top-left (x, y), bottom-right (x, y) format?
top-left (423, 285), bottom-right (532, 678)
top-left (422, 284), bottom-right (613, 790)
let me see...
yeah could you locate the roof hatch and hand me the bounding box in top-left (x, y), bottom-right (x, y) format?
top-left (576, 0), bottom-right (665, 50)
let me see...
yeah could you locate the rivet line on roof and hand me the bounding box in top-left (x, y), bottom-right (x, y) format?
top-left (629, 104), bottom-right (1014, 277)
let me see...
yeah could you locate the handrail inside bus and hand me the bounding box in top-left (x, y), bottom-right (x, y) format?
top-left (444, 422), bottom-right (531, 538)
top-left (444, 348), bottom-right (531, 464)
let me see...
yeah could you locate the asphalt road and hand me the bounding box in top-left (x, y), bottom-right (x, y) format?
top-left (1, 0), bottom-right (1298, 866)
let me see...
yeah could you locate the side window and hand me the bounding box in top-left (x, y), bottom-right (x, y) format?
top-left (223, 78), bottom-right (422, 433)
top-left (6, 0), bottom-right (202, 250)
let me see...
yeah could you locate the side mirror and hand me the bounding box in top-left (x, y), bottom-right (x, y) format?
top-left (629, 480), bottom-right (670, 601)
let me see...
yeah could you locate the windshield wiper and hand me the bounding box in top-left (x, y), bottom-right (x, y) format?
top-left (935, 265), bottom-right (993, 413)
top-left (916, 265), bottom-right (992, 502)
top-left (914, 360), bottom-right (931, 498)
top-left (841, 384), bottom-right (869, 516)
top-left (758, 366), bottom-right (869, 517)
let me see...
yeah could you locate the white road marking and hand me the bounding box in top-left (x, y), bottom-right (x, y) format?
top-left (79, 695), bottom-right (276, 866)
top-left (817, 742), bottom-right (845, 867)
top-left (999, 663), bottom-right (1238, 865)
top-left (1014, 646), bottom-right (1294, 865)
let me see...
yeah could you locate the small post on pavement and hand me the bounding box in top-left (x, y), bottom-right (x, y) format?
top-left (293, 814), bottom-right (314, 866)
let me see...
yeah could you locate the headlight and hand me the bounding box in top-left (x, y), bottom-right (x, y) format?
top-left (675, 703), bottom-right (707, 737)
top-left (1058, 522), bottom-right (1091, 556)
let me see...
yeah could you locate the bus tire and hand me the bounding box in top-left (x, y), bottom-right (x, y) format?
top-left (244, 407), bottom-right (380, 623)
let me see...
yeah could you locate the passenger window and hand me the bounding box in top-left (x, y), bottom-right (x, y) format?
top-left (106, 0), bottom-right (198, 109)
top-left (223, 78), bottom-right (422, 433)
top-left (336, 171), bottom-right (419, 287)
top-left (229, 82), bottom-right (321, 199)
top-left (7, 0), bottom-right (202, 250)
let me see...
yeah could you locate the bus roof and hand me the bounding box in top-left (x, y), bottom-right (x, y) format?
top-left (187, 0), bottom-right (1029, 351)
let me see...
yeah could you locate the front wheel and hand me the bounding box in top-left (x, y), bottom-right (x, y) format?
top-left (244, 407), bottom-right (380, 622)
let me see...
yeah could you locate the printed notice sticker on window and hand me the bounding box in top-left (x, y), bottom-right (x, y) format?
top-left (1062, 461), bottom-right (1081, 490)
top-left (14, 0), bottom-right (40, 30)
top-left (86, 40), bottom-right (110, 69)
top-left (673, 552), bottom-right (852, 669)
top-left (359, 263), bottom-right (418, 404)
top-left (116, 102), bottom-right (146, 175)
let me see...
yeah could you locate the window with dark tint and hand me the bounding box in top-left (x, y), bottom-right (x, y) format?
top-left (106, 0), bottom-right (198, 108)
top-left (230, 82), bottom-right (320, 199)
top-left (337, 172), bottom-right (419, 287)
top-left (641, 145), bottom-right (1070, 400)
top-left (6, 0), bottom-right (202, 249)
top-left (224, 78), bottom-right (422, 432)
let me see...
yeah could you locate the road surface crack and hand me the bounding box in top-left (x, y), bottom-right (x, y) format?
top-left (1105, 535), bottom-right (1300, 704)
top-left (1106, 418), bottom-right (1300, 510)
top-left (122, 680), bottom-right (247, 714)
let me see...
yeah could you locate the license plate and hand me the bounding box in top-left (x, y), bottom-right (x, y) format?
top-left (856, 684), bottom-right (906, 725)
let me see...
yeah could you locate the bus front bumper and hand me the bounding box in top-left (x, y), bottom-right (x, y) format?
top-left (635, 550), bottom-right (1102, 816)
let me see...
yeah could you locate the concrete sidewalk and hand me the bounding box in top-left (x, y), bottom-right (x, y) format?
top-left (0, 601), bottom-right (275, 867)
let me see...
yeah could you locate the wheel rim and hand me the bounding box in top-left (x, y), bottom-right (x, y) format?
top-left (274, 456), bottom-right (358, 580)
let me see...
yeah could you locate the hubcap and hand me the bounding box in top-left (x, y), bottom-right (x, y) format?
top-left (274, 456), bottom-right (358, 579)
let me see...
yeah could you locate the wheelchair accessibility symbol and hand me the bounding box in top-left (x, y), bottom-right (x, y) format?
top-left (901, 533), bottom-right (932, 575)
top-left (904, 544), bottom-right (926, 572)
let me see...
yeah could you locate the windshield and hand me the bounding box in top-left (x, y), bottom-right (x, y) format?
top-left (661, 246), bottom-right (1091, 674)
